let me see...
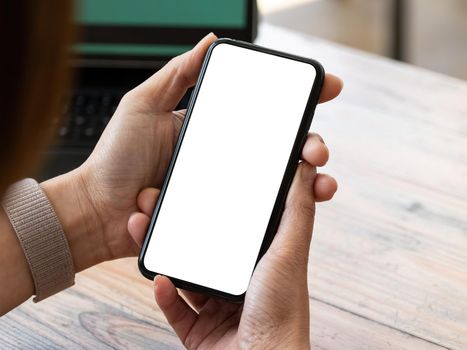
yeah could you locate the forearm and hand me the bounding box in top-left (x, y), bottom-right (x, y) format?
top-left (41, 170), bottom-right (108, 272)
top-left (0, 209), bottom-right (34, 315)
top-left (0, 170), bottom-right (107, 315)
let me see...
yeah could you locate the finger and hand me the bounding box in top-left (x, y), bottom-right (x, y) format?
top-left (137, 187), bottom-right (160, 216)
top-left (154, 276), bottom-right (198, 344)
top-left (301, 133), bottom-right (329, 167)
top-left (319, 73), bottom-right (343, 103)
top-left (268, 162), bottom-right (316, 267)
top-left (186, 298), bottom-right (240, 349)
top-left (180, 290), bottom-right (210, 312)
top-left (172, 110), bottom-right (187, 133)
top-left (173, 109), bottom-right (187, 122)
top-left (137, 33), bottom-right (217, 112)
top-left (128, 212), bottom-right (150, 247)
top-left (314, 173), bottom-right (338, 202)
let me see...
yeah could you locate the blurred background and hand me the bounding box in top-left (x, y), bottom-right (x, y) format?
top-left (258, 0), bottom-right (467, 80)
top-left (40, 0), bottom-right (467, 179)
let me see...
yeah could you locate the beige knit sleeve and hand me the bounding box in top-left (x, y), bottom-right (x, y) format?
top-left (1, 178), bottom-right (75, 302)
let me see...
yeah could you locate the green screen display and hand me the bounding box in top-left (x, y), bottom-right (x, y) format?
top-left (75, 43), bottom-right (193, 57)
top-left (77, 0), bottom-right (246, 28)
top-left (75, 0), bottom-right (248, 57)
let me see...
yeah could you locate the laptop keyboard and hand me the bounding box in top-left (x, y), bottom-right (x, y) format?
top-left (58, 88), bottom-right (126, 148)
top-left (57, 87), bottom-right (192, 149)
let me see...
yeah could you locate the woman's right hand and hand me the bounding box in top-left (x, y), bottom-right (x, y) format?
top-left (155, 163), bottom-right (329, 349)
top-left (129, 129), bottom-right (339, 349)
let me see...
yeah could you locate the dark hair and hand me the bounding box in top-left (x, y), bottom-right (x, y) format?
top-left (0, 0), bottom-right (73, 194)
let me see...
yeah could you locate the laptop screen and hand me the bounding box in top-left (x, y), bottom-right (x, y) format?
top-left (75, 0), bottom-right (254, 60)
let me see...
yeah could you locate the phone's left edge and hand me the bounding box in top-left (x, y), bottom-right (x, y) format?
top-left (137, 39), bottom-right (247, 303)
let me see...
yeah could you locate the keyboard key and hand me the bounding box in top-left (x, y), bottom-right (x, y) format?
top-left (85, 105), bottom-right (96, 115)
top-left (57, 88), bottom-right (125, 148)
top-left (102, 94), bottom-right (112, 106)
top-left (84, 127), bottom-right (96, 138)
top-left (74, 115), bottom-right (87, 126)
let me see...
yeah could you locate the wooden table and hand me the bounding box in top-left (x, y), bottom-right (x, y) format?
top-left (2, 23), bottom-right (467, 349)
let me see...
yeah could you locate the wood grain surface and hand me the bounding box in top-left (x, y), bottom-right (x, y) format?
top-left (1, 23), bottom-right (466, 349)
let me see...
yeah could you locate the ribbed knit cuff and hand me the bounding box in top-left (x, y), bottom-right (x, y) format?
top-left (1, 178), bottom-right (75, 302)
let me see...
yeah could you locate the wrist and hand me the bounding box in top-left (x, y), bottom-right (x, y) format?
top-left (0, 208), bottom-right (35, 313)
top-left (264, 336), bottom-right (309, 350)
top-left (239, 323), bottom-right (310, 350)
top-left (41, 169), bottom-right (108, 272)
top-left (250, 336), bottom-right (310, 350)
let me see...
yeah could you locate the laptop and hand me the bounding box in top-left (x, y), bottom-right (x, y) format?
top-left (39, 0), bottom-right (257, 180)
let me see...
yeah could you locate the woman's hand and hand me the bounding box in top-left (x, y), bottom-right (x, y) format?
top-left (127, 129), bottom-right (338, 348)
top-left (42, 34), bottom-right (219, 271)
top-left (43, 33), bottom-right (342, 274)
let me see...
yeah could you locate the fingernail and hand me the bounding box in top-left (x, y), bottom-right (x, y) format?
top-left (154, 275), bottom-right (161, 291)
top-left (194, 33), bottom-right (217, 50)
top-left (203, 32), bottom-right (216, 41)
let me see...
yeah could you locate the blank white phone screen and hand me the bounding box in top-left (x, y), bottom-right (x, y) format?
top-left (144, 42), bottom-right (317, 296)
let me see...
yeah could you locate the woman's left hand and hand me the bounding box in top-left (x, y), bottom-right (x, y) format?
top-left (43, 33), bottom-right (343, 272)
top-left (42, 33), bottom-right (218, 271)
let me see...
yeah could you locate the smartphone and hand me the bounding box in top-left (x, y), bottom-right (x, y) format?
top-left (139, 39), bottom-right (324, 302)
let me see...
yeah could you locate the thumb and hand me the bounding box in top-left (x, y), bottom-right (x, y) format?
top-left (135, 32), bottom-right (217, 112)
top-left (266, 162), bottom-right (316, 269)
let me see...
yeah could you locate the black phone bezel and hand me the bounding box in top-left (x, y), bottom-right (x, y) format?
top-left (138, 38), bottom-right (325, 302)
